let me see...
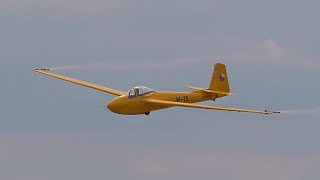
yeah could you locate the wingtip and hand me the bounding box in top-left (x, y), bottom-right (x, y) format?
top-left (264, 110), bottom-right (281, 114)
top-left (33, 68), bottom-right (50, 72)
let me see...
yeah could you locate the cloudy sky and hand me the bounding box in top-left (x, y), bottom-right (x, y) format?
top-left (1, 0), bottom-right (320, 179)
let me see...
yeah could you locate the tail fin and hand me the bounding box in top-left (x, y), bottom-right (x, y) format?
top-left (208, 63), bottom-right (230, 94)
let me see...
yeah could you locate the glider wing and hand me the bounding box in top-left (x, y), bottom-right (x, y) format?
top-left (146, 99), bottom-right (278, 114)
top-left (34, 69), bottom-right (125, 96)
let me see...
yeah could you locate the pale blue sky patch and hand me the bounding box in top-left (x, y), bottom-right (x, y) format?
top-left (0, 0), bottom-right (320, 179)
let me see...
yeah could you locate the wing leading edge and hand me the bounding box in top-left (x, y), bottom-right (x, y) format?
top-left (146, 99), bottom-right (278, 114)
top-left (33, 69), bottom-right (125, 96)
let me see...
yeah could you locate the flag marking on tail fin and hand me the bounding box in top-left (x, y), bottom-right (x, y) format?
top-left (220, 74), bottom-right (226, 81)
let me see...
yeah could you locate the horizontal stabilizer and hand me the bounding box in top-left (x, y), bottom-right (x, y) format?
top-left (185, 86), bottom-right (231, 96)
top-left (185, 86), bottom-right (206, 91)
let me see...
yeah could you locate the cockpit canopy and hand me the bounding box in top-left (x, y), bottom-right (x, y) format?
top-left (126, 86), bottom-right (155, 98)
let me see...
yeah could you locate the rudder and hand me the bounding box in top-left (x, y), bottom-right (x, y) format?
top-left (208, 63), bottom-right (230, 94)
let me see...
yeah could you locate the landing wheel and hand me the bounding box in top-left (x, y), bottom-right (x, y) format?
top-left (145, 111), bottom-right (150, 115)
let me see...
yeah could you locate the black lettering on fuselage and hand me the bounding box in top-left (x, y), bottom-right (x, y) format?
top-left (202, 95), bottom-right (212, 99)
top-left (176, 96), bottom-right (189, 102)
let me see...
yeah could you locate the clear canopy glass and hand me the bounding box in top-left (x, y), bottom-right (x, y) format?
top-left (126, 86), bottom-right (155, 98)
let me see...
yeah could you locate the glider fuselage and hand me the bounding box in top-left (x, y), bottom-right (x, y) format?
top-left (107, 91), bottom-right (215, 115)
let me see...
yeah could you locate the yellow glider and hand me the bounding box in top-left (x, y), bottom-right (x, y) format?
top-left (33, 63), bottom-right (279, 115)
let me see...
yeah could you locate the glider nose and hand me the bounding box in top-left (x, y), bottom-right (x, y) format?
top-left (107, 101), bottom-right (117, 112)
top-left (107, 97), bottom-right (125, 114)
